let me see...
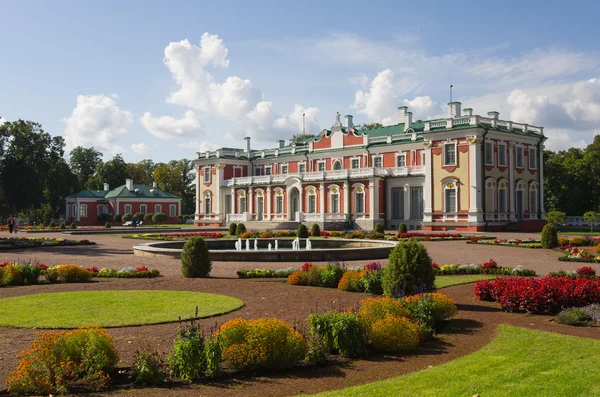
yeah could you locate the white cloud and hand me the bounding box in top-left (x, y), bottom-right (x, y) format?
top-left (140, 110), bottom-right (202, 140)
top-left (64, 94), bottom-right (132, 153)
top-left (0, 117), bottom-right (7, 125)
top-left (176, 140), bottom-right (220, 152)
top-left (130, 143), bottom-right (151, 154)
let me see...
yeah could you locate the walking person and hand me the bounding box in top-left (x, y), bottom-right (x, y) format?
top-left (7, 215), bottom-right (14, 234)
top-left (13, 215), bottom-right (18, 234)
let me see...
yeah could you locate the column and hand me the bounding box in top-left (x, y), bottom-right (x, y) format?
top-left (368, 180), bottom-right (375, 220)
top-left (215, 167), bottom-right (221, 220)
top-left (468, 137), bottom-right (483, 223)
top-left (319, 182), bottom-right (325, 222)
top-left (343, 180), bottom-right (350, 216)
top-left (231, 187), bottom-right (236, 217)
top-left (508, 142), bottom-right (516, 221)
top-left (422, 142), bottom-right (433, 223)
top-left (266, 186), bottom-right (272, 221)
top-left (539, 144), bottom-right (546, 219)
top-left (403, 184), bottom-right (410, 221)
top-left (195, 169), bottom-right (201, 220)
top-left (248, 187), bottom-right (253, 220)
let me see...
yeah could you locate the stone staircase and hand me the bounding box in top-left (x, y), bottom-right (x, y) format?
top-left (242, 221), bottom-right (301, 231)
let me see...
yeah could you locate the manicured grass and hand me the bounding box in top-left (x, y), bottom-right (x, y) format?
top-left (306, 325), bottom-right (600, 397)
top-left (435, 274), bottom-right (498, 289)
top-left (559, 231), bottom-right (600, 236)
top-left (0, 290), bottom-right (244, 328)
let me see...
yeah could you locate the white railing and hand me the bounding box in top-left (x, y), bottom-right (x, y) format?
top-left (327, 169), bottom-right (349, 179)
top-left (430, 121), bottom-right (447, 128)
top-left (226, 213), bottom-right (250, 222)
top-left (454, 116), bottom-right (470, 124)
top-left (349, 168), bottom-right (375, 178)
top-left (303, 171), bottom-right (325, 181)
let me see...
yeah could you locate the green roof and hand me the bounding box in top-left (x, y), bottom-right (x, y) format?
top-left (68, 184), bottom-right (180, 200)
top-left (67, 189), bottom-right (108, 199)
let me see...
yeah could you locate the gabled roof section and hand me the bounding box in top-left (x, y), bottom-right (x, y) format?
top-left (68, 184), bottom-right (181, 200)
top-left (67, 189), bottom-right (108, 199)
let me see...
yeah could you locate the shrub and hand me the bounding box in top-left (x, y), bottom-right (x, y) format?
top-left (168, 322), bottom-right (206, 382)
top-left (308, 311), bottom-right (365, 358)
top-left (375, 223), bottom-right (384, 234)
top-left (240, 231), bottom-right (254, 239)
top-left (304, 264), bottom-right (322, 286)
top-left (122, 213), bottom-right (133, 222)
top-left (260, 231), bottom-right (273, 238)
top-left (132, 347), bottom-right (167, 385)
top-left (181, 237), bottom-right (212, 278)
top-left (297, 224), bottom-right (309, 238)
top-left (228, 222), bottom-right (237, 235)
top-left (558, 237), bottom-right (570, 246)
top-left (144, 213), bottom-right (154, 223)
top-left (358, 297), bottom-right (413, 333)
top-left (311, 224), bottom-right (321, 237)
top-left (403, 293), bottom-right (458, 328)
top-left (481, 259), bottom-right (498, 270)
top-left (54, 264), bottom-right (93, 282)
top-left (570, 236), bottom-right (589, 247)
top-left (113, 214), bottom-right (122, 223)
top-left (219, 318), bottom-right (306, 371)
top-left (59, 222), bottom-right (66, 230)
top-left (134, 212), bottom-right (144, 221)
top-left (546, 210), bottom-right (567, 227)
top-left (1, 264), bottom-right (23, 286)
top-left (203, 335), bottom-right (222, 379)
top-left (557, 307), bottom-right (592, 326)
top-left (287, 270), bottom-right (307, 285)
top-left (359, 268), bottom-right (383, 294)
top-left (541, 224), bottom-right (559, 249)
top-left (70, 223), bottom-right (77, 229)
top-left (398, 223), bottom-right (408, 233)
top-left (382, 240), bottom-right (435, 297)
top-left (49, 221), bottom-right (56, 228)
top-left (17, 264), bottom-right (41, 285)
top-left (369, 314), bottom-right (421, 352)
top-left (319, 263), bottom-right (345, 288)
top-left (45, 268), bottom-right (59, 283)
top-left (6, 326), bottom-right (118, 395)
top-left (304, 331), bottom-right (328, 365)
top-left (337, 270), bottom-right (363, 292)
top-left (596, 243), bottom-right (600, 254)
top-left (576, 266), bottom-right (597, 278)
top-left (153, 212), bottom-right (168, 223)
top-left (235, 223), bottom-right (247, 236)
top-left (105, 222), bottom-right (111, 228)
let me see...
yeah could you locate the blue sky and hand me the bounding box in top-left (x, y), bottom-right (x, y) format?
top-left (1, 0), bottom-right (599, 162)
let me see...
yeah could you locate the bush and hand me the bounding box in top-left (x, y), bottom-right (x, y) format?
top-left (59, 222), bottom-right (66, 230)
top-left (168, 322), bottom-right (206, 382)
top-left (181, 237), bottom-right (212, 278)
top-left (219, 318), bottom-right (306, 372)
top-left (308, 311), bottom-right (365, 358)
top-left (260, 231), bottom-right (273, 238)
top-left (403, 293), bottom-right (458, 328)
top-left (228, 222), bottom-right (238, 235)
top-left (358, 297), bottom-right (413, 334)
top-left (153, 212), bottom-right (168, 223)
top-left (104, 222), bottom-right (111, 228)
top-left (337, 270), bottom-right (362, 292)
top-left (398, 223), bottom-right (408, 233)
top-left (54, 264), bottom-right (93, 283)
top-left (304, 331), bottom-right (328, 365)
top-left (558, 237), bottom-right (570, 246)
top-left (70, 223), bottom-right (77, 229)
top-left (45, 268), bottom-right (58, 283)
top-left (375, 223), bottom-right (384, 234)
top-left (6, 326), bottom-right (118, 395)
top-left (240, 231), bottom-right (254, 239)
top-left (122, 213), bottom-right (133, 222)
top-left (319, 263), bottom-right (345, 288)
top-left (144, 213), bottom-right (154, 223)
top-left (287, 270), bottom-right (307, 285)
top-left (369, 314), bottom-right (421, 352)
top-left (134, 212), bottom-right (144, 221)
top-left (596, 243), bottom-right (600, 254)
top-left (576, 266), bottom-right (597, 278)
top-left (235, 223), bottom-right (247, 236)
top-left (113, 214), bottom-right (122, 223)
top-left (311, 224), bottom-right (321, 237)
top-left (48, 221), bottom-right (56, 228)
top-left (203, 335), bottom-right (222, 379)
top-left (382, 240), bottom-right (435, 297)
top-left (359, 268), bottom-right (383, 294)
top-left (1, 264), bottom-right (23, 286)
top-left (570, 236), bottom-right (589, 247)
top-left (132, 347), bottom-right (167, 385)
top-left (17, 264), bottom-right (41, 285)
top-left (541, 224), bottom-right (559, 249)
top-left (178, 215), bottom-right (185, 223)
top-left (557, 307), bottom-right (592, 326)
top-left (297, 224), bottom-right (309, 239)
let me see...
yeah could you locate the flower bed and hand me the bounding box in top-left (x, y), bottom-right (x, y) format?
top-left (467, 238), bottom-right (542, 248)
top-left (236, 268), bottom-right (293, 278)
top-left (123, 232), bottom-right (224, 241)
top-left (556, 245), bottom-right (600, 263)
top-left (474, 276), bottom-right (600, 314)
top-left (396, 232), bottom-right (495, 241)
top-left (549, 266), bottom-right (598, 280)
top-left (94, 266), bottom-right (161, 278)
top-left (433, 259), bottom-right (536, 276)
top-left (0, 237), bottom-right (95, 250)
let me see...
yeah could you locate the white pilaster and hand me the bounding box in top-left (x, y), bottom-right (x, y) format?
top-left (368, 180), bottom-right (375, 220)
top-left (195, 168), bottom-right (201, 220)
top-left (267, 186), bottom-right (272, 221)
top-left (343, 180), bottom-right (350, 215)
top-left (231, 187), bottom-right (236, 214)
top-left (319, 183), bottom-right (325, 216)
top-left (539, 144), bottom-right (546, 219)
top-left (248, 187), bottom-right (253, 219)
top-left (403, 184), bottom-right (410, 220)
top-left (508, 143), bottom-right (516, 221)
top-left (423, 143), bottom-right (433, 223)
top-left (215, 166), bottom-right (222, 219)
top-left (468, 137), bottom-right (484, 222)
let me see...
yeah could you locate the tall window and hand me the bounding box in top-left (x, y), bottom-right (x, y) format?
top-left (498, 188), bottom-right (507, 213)
top-left (444, 188), bottom-right (457, 213)
top-left (410, 186), bottom-right (424, 219)
top-left (333, 160), bottom-right (342, 170)
top-left (170, 204), bottom-right (176, 217)
top-left (485, 142), bottom-right (494, 165)
top-left (255, 167), bottom-right (262, 176)
top-left (80, 204), bottom-right (88, 218)
top-left (355, 188), bottom-right (365, 213)
top-left (331, 192), bottom-right (339, 213)
top-left (97, 205), bottom-right (107, 215)
top-left (516, 146), bottom-right (524, 168)
top-left (276, 194), bottom-right (283, 213)
top-left (140, 205), bottom-right (147, 215)
top-left (308, 192), bottom-right (316, 213)
top-left (317, 161), bottom-right (325, 171)
top-left (391, 187), bottom-right (403, 219)
top-left (373, 156), bottom-right (382, 168)
top-left (421, 151), bottom-right (425, 165)
top-left (498, 143), bottom-right (507, 166)
top-left (530, 188), bottom-right (538, 214)
top-left (204, 167), bottom-right (211, 183)
top-left (239, 197), bottom-right (246, 213)
top-left (396, 154), bottom-right (406, 167)
top-left (205, 198), bottom-right (211, 214)
top-left (281, 164), bottom-right (288, 174)
top-left (298, 163), bottom-right (306, 173)
top-left (351, 158), bottom-right (360, 169)
top-left (155, 204), bottom-right (162, 213)
top-left (444, 142), bottom-right (456, 166)
top-left (124, 204), bottom-right (132, 214)
top-left (529, 148), bottom-right (537, 169)
top-left (265, 166), bottom-right (272, 175)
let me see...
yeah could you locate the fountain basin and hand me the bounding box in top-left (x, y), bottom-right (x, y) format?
top-left (133, 238), bottom-right (396, 262)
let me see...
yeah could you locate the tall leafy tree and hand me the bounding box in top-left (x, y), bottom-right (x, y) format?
top-left (153, 159), bottom-right (196, 214)
top-left (69, 146), bottom-right (103, 189)
top-left (86, 154), bottom-right (130, 190)
top-left (126, 160), bottom-right (154, 185)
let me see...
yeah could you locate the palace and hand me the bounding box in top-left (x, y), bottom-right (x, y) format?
top-left (194, 102), bottom-right (546, 232)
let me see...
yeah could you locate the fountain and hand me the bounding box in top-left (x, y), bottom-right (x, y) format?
top-left (268, 243), bottom-right (272, 251)
top-left (254, 239), bottom-right (258, 251)
top-left (235, 238), bottom-right (242, 251)
top-left (245, 239), bottom-right (250, 251)
top-left (306, 238), bottom-right (312, 250)
top-left (275, 240), bottom-right (278, 250)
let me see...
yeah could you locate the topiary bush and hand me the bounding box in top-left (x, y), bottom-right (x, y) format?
top-left (70, 222), bottom-right (77, 229)
top-left (144, 213), bottom-right (154, 224)
top-left (59, 222), bottom-right (66, 230)
top-left (105, 222), bottom-right (111, 228)
top-left (152, 212), bottom-right (168, 223)
top-left (122, 213), bottom-right (133, 222)
top-left (382, 239), bottom-right (435, 297)
top-left (541, 224), bottom-right (559, 249)
top-left (113, 214), bottom-right (122, 223)
top-left (181, 237), bottom-right (212, 278)
top-left (134, 212), bottom-right (144, 222)
top-left (228, 222), bottom-right (238, 236)
top-left (297, 224), bottom-right (309, 238)
top-left (375, 223), bottom-right (384, 234)
top-left (235, 223), bottom-right (247, 236)
top-left (48, 221), bottom-right (56, 228)
top-left (397, 223), bottom-right (408, 233)
top-left (311, 223), bottom-right (321, 237)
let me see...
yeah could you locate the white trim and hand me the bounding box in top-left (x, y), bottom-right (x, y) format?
top-left (155, 204), bottom-right (162, 213)
top-left (169, 204), bottom-right (177, 217)
top-left (352, 183), bottom-right (366, 214)
top-left (298, 161), bottom-right (306, 173)
top-left (350, 156), bottom-right (360, 169)
top-left (140, 204), bottom-right (147, 214)
top-left (265, 165), bottom-right (272, 175)
top-left (280, 162), bottom-right (289, 175)
top-left (441, 179), bottom-right (458, 214)
top-left (203, 166), bottom-right (211, 183)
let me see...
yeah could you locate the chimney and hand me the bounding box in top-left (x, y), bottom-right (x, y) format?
top-left (463, 108), bottom-right (473, 116)
top-left (152, 181), bottom-right (157, 188)
top-left (397, 106), bottom-right (408, 123)
top-left (345, 115), bottom-right (353, 129)
top-left (244, 136), bottom-right (251, 153)
top-left (103, 183), bottom-right (109, 191)
top-left (448, 102), bottom-right (462, 118)
top-left (487, 111), bottom-right (499, 120)
top-left (404, 112), bottom-right (413, 132)
top-left (277, 140), bottom-right (285, 148)
top-left (126, 178), bottom-right (134, 190)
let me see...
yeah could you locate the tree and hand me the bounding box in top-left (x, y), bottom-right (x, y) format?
top-left (86, 154), bottom-right (130, 190)
top-left (583, 211), bottom-right (600, 233)
top-left (153, 159), bottom-right (196, 214)
top-left (289, 133), bottom-right (315, 144)
top-left (357, 122), bottom-right (383, 130)
top-left (126, 162), bottom-right (154, 185)
top-left (545, 210), bottom-right (567, 227)
top-left (69, 146), bottom-right (102, 189)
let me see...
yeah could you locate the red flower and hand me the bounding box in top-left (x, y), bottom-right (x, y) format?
top-left (135, 266), bottom-right (149, 272)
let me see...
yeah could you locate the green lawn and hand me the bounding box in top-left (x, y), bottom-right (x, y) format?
top-left (435, 274), bottom-right (498, 289)
top-left (0, 290), bottom-right (243, 328)
top-left (305, 325), bottom-right (600, 397)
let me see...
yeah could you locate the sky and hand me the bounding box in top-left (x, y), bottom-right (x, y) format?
top-left (1, 0), bottom-right (600, 163)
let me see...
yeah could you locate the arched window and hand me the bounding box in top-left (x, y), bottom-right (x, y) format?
top-left (274, 189), bottom-right (284, 214)
top-left (529, 182), bottom-right (538, 215)
top-left (497, 180), bottom-right (508, 214)
top-left (237, 191), bottom-right (246, 213)
top-left (333, 160), bottom-right (342, 170)
top-left (329, 186), bottom-right (340, 213)
top-left (306, 186), bottom-right (317, 213)
top-left (354, 185), bottom-right (365, 213)
top-left (442, 179), bottom-right (459, 213)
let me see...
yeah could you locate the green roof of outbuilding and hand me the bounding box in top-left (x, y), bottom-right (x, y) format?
top-left (68, 184), bottom-right (180, 199)
top-left (67, 189), bottom-right (109, 198)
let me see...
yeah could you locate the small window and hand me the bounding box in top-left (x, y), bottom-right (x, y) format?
top-left (331, 193), bottom-right (339, 213)
top-left (318, 161), bottom-right (325, 171)
top-left (351, 158), bottom-right (360, 169)
top-left (204, 167), bottom-right (211, 183)
top-left (255, 167), bottom-right (262, 176)
top-left (355, 190), bottom-right (365, 213)
top-left (421, 151), bottom-right (425, 165)
top-left (155, 204), bottom-right (162, 213)
top-left (298, 163), bottom-right (306, 173)
top-left (79, 204), bottom-right (88, 218)
top-left (281, 164), bottom-right (288, 174)
top-left (265, 166), bottom-right (272, 175)
top-left (373, 156), bottom-right (382, 168)
top-left (516, 147), bottom-right (524, 168)
top-left (529, 148), bottom-right (537, 169)
top-left (239, 197), bottom-right (246, 213)
top-left (333, 160), bottom-right (342, 170)
top-left (140, 205), bottom-right (147, 215)
top-left (124, 204), bottom-right (132, 214)
top-left (169, 205), bottom-right (176, 217)
top-left (498, 144), bottom-right (507, 166)
top-left (485, 142), bottom-right (494, 165)
top-left (396, 154), bottom-right (406, 167)
top-left (308, 194), bottom-right (316, 213)
top-left (444, 189), bottom-right (456, 213)
top-left (276, 195), bottom-right (283, 213)
top-left (205, 198), bottom-right (211, 214)
top-left (444, 143), bottom-right (456, 166)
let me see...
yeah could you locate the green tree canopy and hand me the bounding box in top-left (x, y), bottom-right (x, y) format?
top-left (86, 154), bottom-right (130, 190)
top-left (69, 146), bottom-right (103, 189)
top-left (289, 133), bottom-right (315, 144)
